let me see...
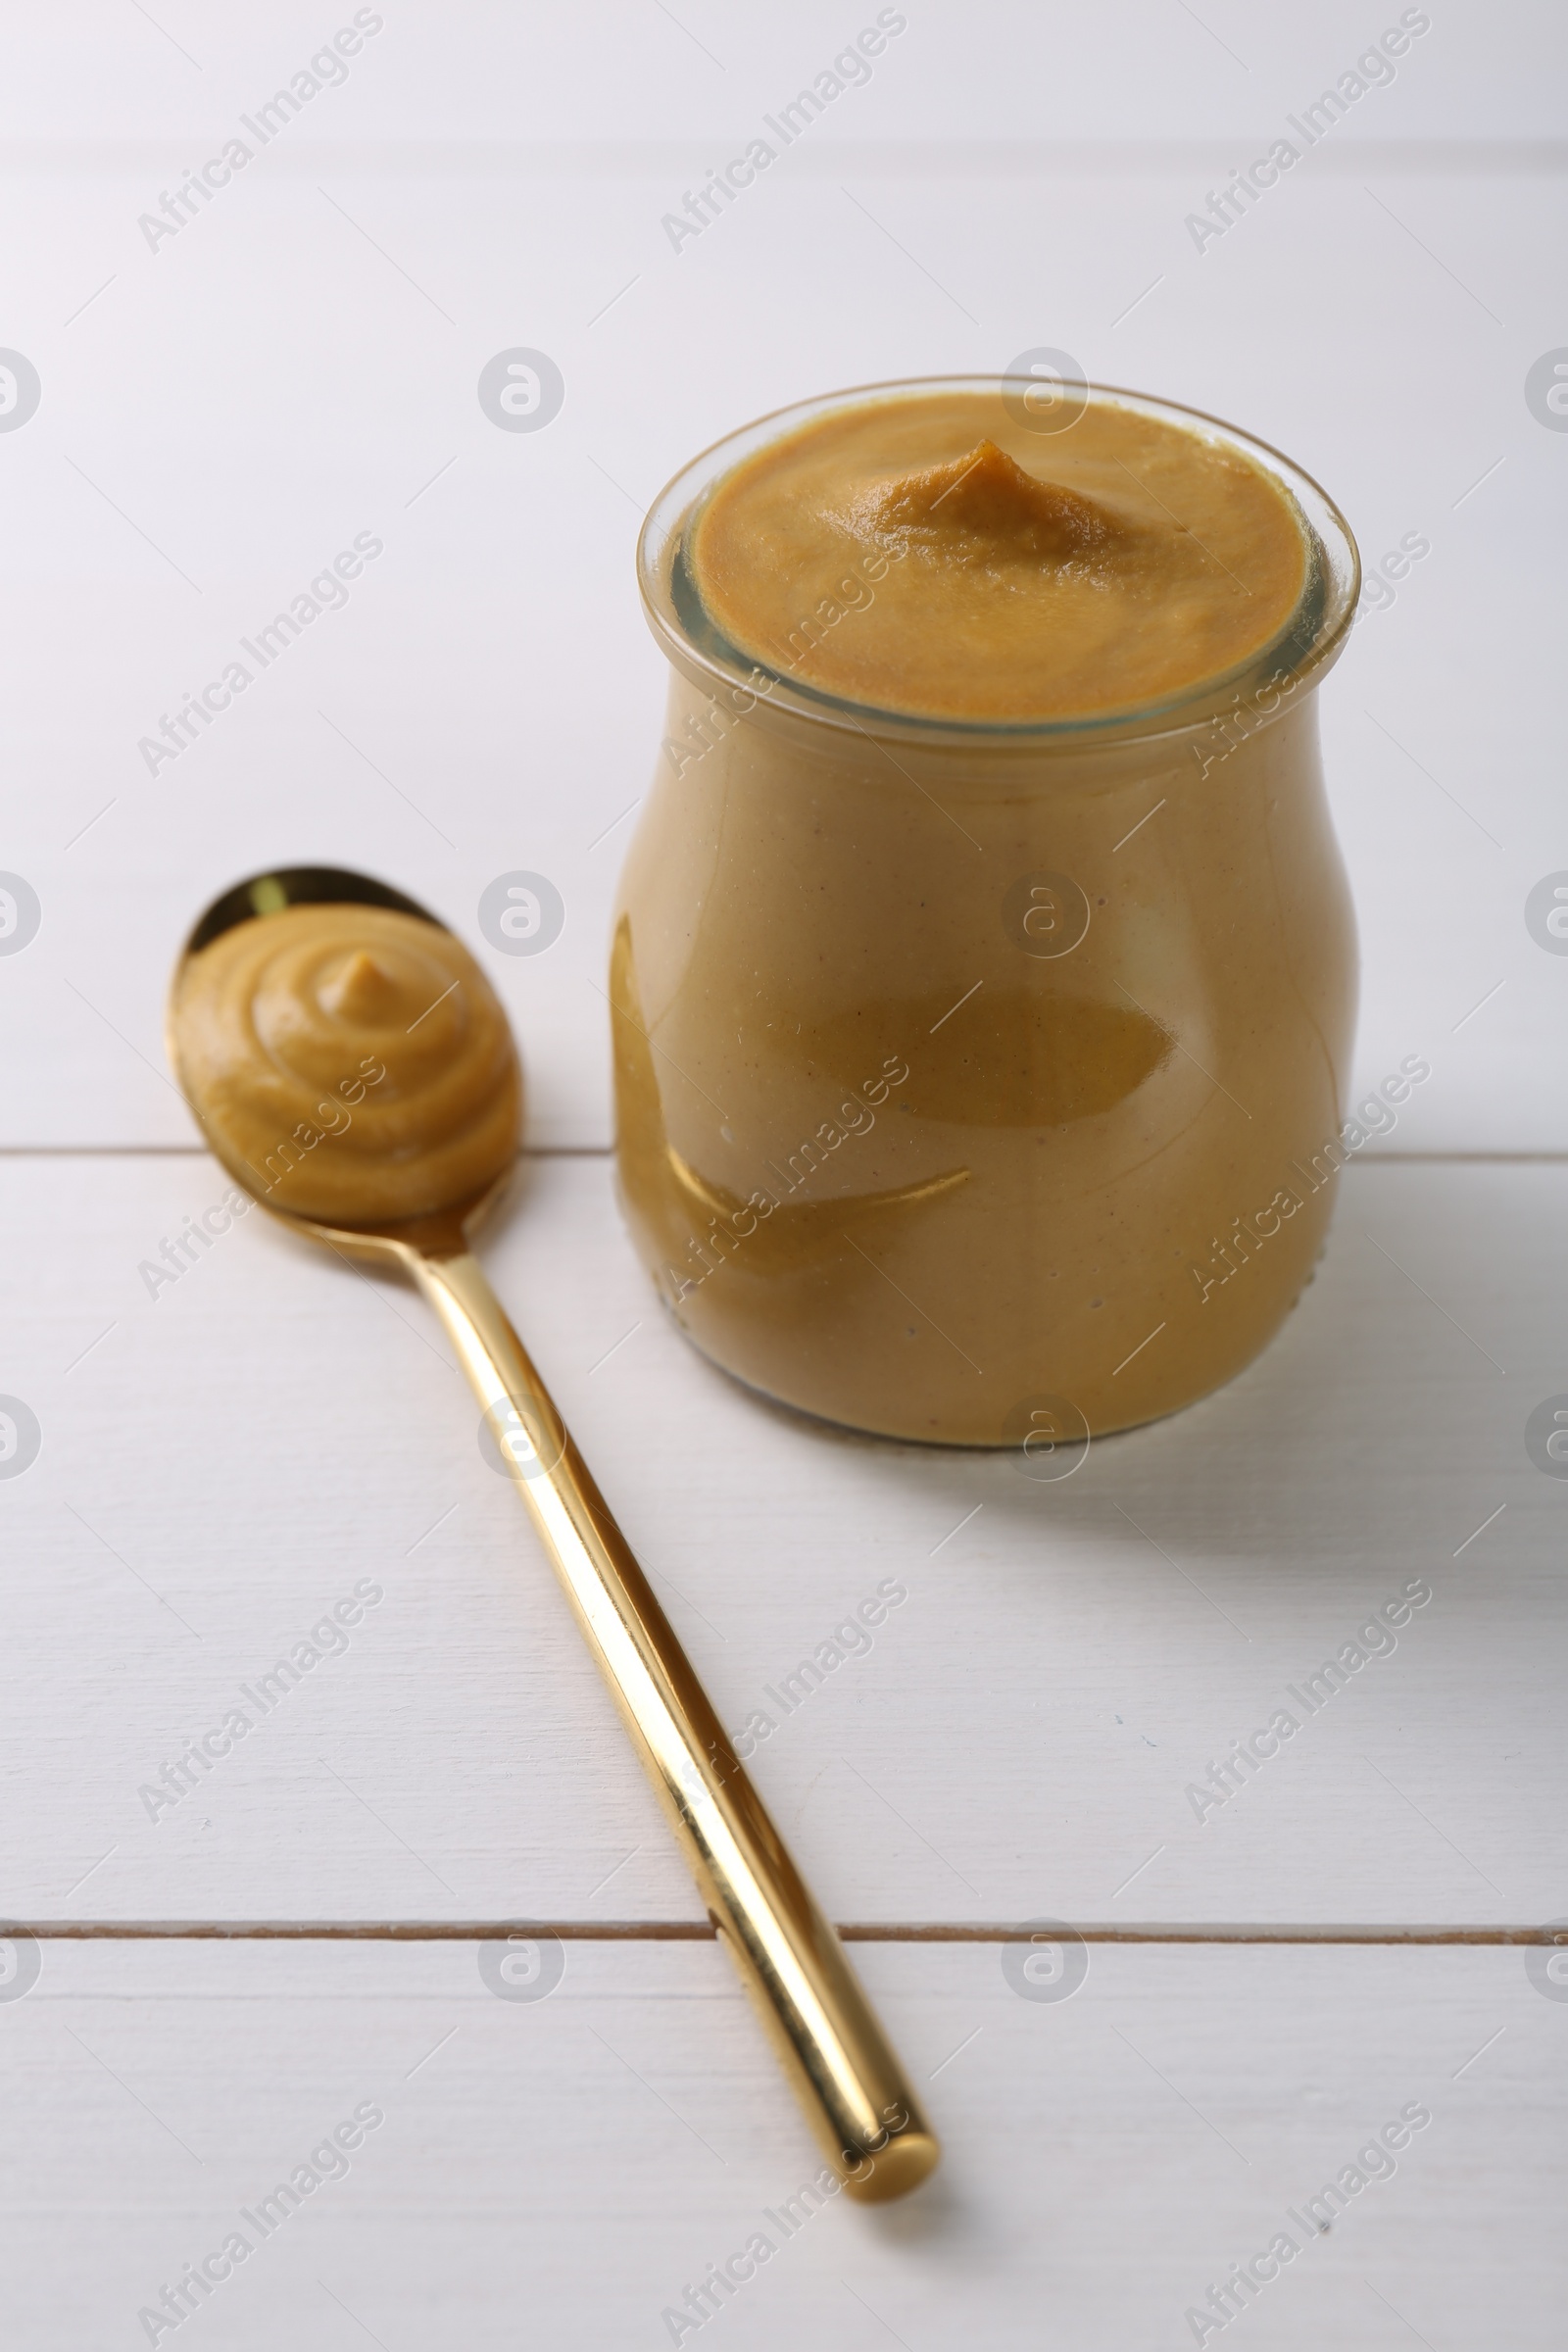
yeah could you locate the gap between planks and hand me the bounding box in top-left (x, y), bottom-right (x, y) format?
top-left (0, 1144), bottom-right (615, 1158)
top-left (18, 138), bottom-right (1568, 180)
top-left (13, 1921), bottom-right (1556, 1945)
top-left (3, 1147), bottom-right (1565, 1164)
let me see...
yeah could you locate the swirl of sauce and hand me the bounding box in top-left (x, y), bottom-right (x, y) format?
top-left (172, 902), bottom-right (520, 1224)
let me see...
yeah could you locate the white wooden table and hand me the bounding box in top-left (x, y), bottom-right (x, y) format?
top-left (3, 7), bottom-right (1564, 2344)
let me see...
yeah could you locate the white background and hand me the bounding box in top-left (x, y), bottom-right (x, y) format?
top-left (1, 8), bottom-right (1565, 2348)
top-left (1, 0), bottom-right (1564, 1145)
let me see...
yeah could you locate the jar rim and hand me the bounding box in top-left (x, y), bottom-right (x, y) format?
top-left (636, 372), bottom-right (1361, 749)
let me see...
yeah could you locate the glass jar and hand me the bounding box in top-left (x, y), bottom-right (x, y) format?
top-left (613, 378), bottom-right (1360, 1448)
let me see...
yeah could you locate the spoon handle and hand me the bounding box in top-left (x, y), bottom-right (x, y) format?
top-left (408, 1248), bottom-right (939, 2201)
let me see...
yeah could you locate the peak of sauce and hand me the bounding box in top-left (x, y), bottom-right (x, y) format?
top-left (319, 948), bottom-right (406, 1024)
top-left (858, 437), bottom-right (1125, 568)
top-left (686, 391), bottom-right (1309, 723)
top-left (172, 902), bottom-right (520, 1225)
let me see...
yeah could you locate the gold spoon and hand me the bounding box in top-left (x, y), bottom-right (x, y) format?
top-left (167, 863), bottom-right (939, 2202)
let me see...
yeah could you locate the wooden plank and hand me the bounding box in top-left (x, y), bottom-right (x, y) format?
top-left (1, 150), bottom-right (1558, 1150)
top-left (1, 1152), bottom-right (1560, 1929)
top-left (0, 1936), bottom-right (1558, 2346)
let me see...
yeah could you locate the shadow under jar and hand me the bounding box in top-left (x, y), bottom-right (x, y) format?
top-left (613, 377), bottom-right (1360, 1447)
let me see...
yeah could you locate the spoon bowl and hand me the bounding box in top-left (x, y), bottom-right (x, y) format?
top-left (169, 863), bottom-right (513, 1253)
